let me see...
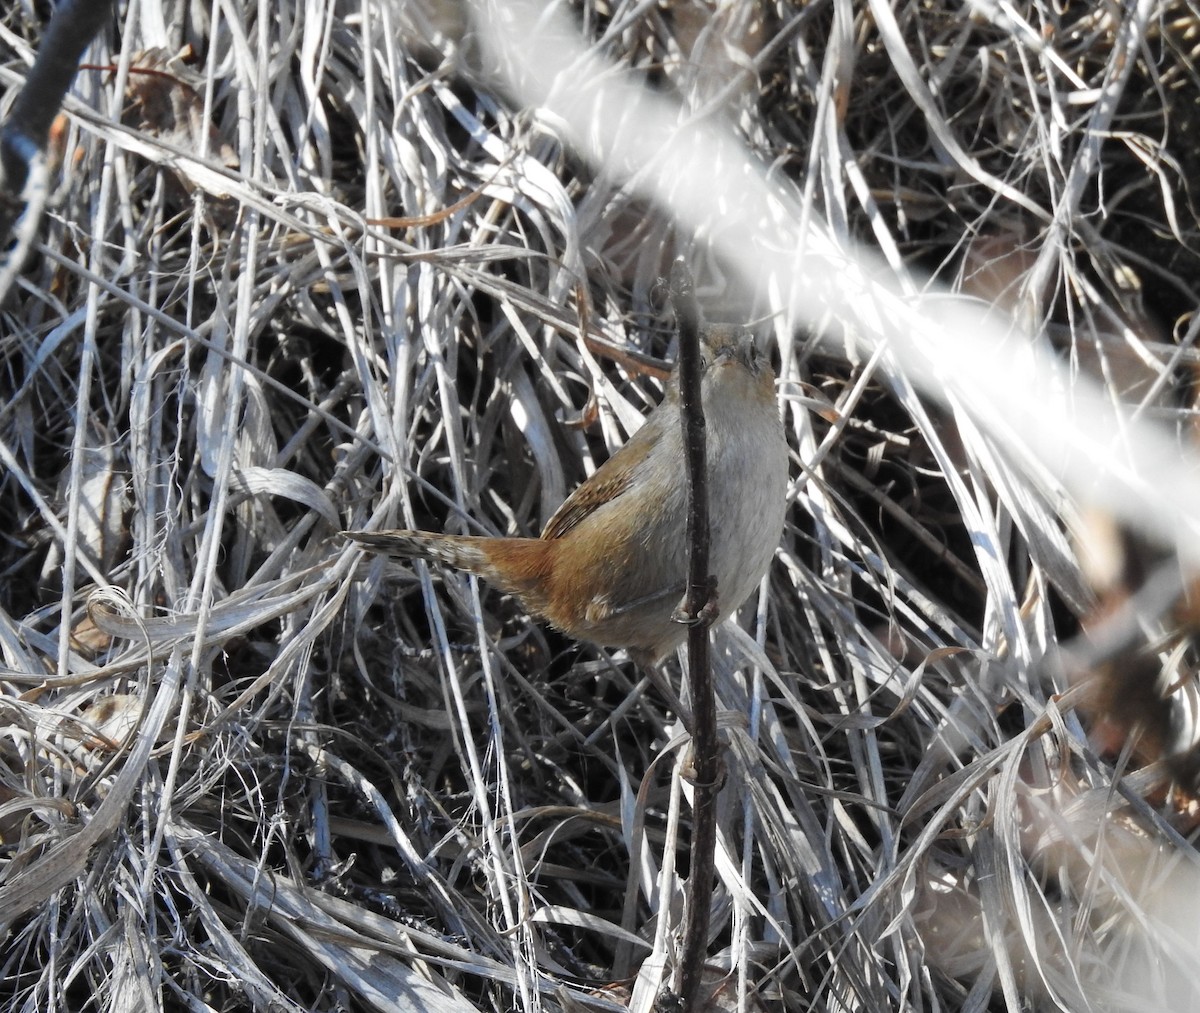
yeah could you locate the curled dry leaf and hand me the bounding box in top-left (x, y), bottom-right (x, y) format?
top-left (123, 47), bottom-right (238, 172)
top-left (77, 693), bottom-right (144, 751)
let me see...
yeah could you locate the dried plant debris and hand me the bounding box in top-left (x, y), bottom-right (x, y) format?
top-left (4, 2), bottom-right (1200, 1012)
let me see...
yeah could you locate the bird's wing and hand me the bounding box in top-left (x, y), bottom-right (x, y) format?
top-left (539, 420), bottom-right (659, 541)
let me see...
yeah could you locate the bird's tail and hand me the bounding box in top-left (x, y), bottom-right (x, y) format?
top-left (344, 529), bottom-right (554, 609)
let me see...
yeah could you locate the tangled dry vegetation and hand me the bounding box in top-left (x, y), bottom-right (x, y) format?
top-left (4, 1), bottom-right (1200, 1011)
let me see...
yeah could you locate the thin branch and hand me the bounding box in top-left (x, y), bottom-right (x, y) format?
top-left (0, 0), bottom-right (115, 195)
top-left (0, 0), bottom-right (115, 293)
top-left (670, 256), bottom-right (720, 1011)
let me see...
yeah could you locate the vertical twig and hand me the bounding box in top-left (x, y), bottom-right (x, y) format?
top-left (669, 256), bottom-right (720, 1010)
top-left (0, 0), bottom-right (115, 193)
top-left (0, 0), bottom-right (116, 305)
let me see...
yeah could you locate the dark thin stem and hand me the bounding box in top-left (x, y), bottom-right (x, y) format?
top-left (670, 256), bottom-right (719, 1011)
top-left (672, 258), bottom-right (708, 625)
top-left (0, 0), bottom-right (115, 194)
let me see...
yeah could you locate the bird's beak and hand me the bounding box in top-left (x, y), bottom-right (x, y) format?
top-left (710, 331), bottom-right (760, 373)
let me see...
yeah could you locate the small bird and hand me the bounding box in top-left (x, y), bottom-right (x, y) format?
top-left (347, 324), bottom-right (789, 666)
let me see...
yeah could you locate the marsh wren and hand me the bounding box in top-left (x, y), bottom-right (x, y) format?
top-left (347, 324), bottom-right (788, 665)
